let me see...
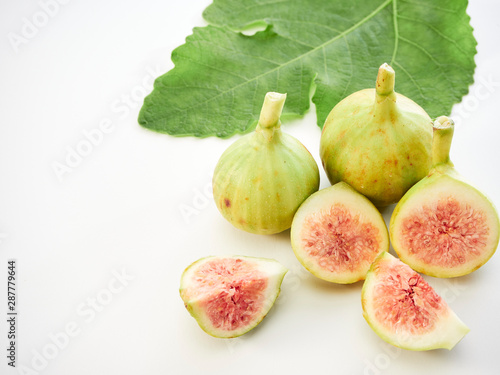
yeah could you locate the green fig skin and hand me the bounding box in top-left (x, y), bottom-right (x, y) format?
top-left (213, 92), bottom-right (320, 235)
top-left (320, 63), bottom-right (433, 207)
top-left (390, 117), bottom-right (500, 278)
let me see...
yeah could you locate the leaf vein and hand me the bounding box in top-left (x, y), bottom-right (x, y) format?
top-left (398, 0), bottom-right (457, 14)
top-left (393, 61), bottom-right (428, 100)
top-left (390, 0), bottom-right (399, 65)
top-left (268, 18), bottom-right (343, 34)
top-left (398, 36), bottom-right (445, 73)
top-left (239, 0), bottom-right (290, 14)
top-left (172, 0), bottom-right (393, 114)
top-left (397, 14), bottom-right (468, 56)
top-left (180, 55), bottom-right (250, 81)
top-left (339, 36), bottom-right (353, 99)
top-left (195, 38), bottom-right (283, 66)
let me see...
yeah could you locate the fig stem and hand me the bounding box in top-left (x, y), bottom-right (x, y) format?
top-left (432, 116), bottom-right (455, 167)
top-left (373, 63), bottom-right (398, 122)
top-left (256, 92), bottom-right (286, 142)
top-left (376, 63), bottom-right (395, 96)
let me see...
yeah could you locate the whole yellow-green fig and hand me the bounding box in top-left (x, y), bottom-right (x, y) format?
top-left (213, 92), bottom-right (320, 235)
top-left (320, 63), bottom-right (433, 207)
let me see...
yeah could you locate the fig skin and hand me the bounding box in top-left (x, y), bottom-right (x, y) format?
top-left (320, 63), bottom-right (433, 207)
top-left (213, 92), bottom-right (320, 235)
top-left (390, 117), bottom-right (500, 278)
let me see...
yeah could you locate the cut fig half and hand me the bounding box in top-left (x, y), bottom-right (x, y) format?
top-left (362, 252), bottom-right (469, 351)
top-left (180, 255), bottom-right (287, 338)
top-left (291, 182), bottom-right (389, 284)
top-left (390, 117), bottom-right (500, 277)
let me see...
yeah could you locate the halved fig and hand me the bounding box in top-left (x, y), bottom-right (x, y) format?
top-left (180, 255), bottom-right (287, 338)
top-left (362, 252), bottom-right (469, 350)
top-left (390, 116), bottom-right (499, 277)
top-left (291, 182), bottom-right (389, 284)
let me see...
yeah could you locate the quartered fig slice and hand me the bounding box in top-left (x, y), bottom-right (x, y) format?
top-left (180, 255), bottom-right (287, 338)
top-left (362, 252), bottom-right (469, 351)
top-left (390, 117), bottom-right (500, 277)
top-left (291, 182), bottom-right (389, 284)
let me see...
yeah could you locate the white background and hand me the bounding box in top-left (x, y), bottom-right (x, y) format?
top-left (1, 1), bottom-right (499, 374)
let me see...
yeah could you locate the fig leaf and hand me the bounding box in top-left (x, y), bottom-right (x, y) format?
top-left (139, 0), bottom-right (476, 138)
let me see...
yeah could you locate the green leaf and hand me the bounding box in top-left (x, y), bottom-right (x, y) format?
top-left (139, 0), bottom-right (476, 138)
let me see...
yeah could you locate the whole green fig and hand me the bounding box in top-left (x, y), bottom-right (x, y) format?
top-left (213, 92), bottom-right (320, 235)
top-left (320, 63), bottom-right (433, 207)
